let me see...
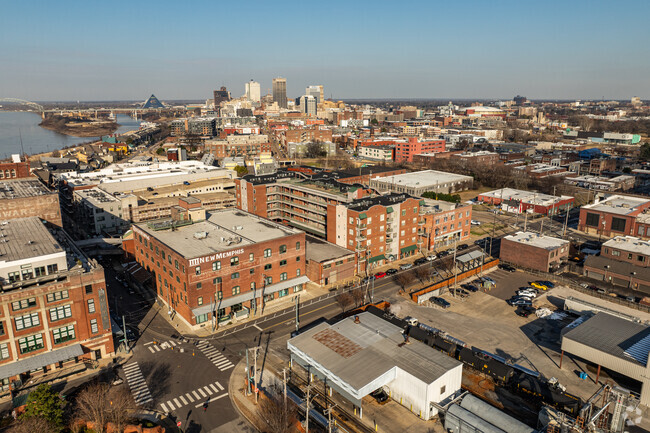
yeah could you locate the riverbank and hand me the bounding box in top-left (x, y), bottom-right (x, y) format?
top-left (40, 114), bottom-right (119, 137)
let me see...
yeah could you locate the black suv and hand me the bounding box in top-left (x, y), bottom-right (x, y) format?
top-left (499, 263), bottom-right (516, 272)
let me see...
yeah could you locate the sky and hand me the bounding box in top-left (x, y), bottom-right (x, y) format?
top-left (1, 0), bottom-right (649, 102)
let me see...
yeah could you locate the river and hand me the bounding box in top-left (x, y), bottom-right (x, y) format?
top-left (0, 111), bottom-right (142, 158)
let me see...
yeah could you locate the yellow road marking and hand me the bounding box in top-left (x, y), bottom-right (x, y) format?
top-left (261, 302), bottom-right (336, 331)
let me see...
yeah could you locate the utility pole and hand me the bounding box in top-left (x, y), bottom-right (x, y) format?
top-left (253, 346), bottom-right (260, 403)
top-left (245, 347), bottom-right (251, 395)
top-left (452, 236), bottom-right (458, 298)
top-left (305, 383), bottom-right (312, 433)
top-left (282, 368), bottom-right (288, 413)
top-left (122, 315), bottom-right (129, 353)
top-left (294, 294), bottom-right (300, 333)
top-left (324, 403), bottom-right (336, 433)
top-left (563, 203), bottom-right (571, 237)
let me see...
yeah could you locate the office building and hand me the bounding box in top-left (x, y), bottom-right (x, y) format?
top-left (244, 80), bottom-right (261, 103)
top-left (299, 94), bottom-right (317, 116)
top-left (205, 135), bottom-right (272, 158)
top-left (357, 145), bottom-right (394, 162)
top-left (419, 200), bottom-right (472, 251)
top-left (132, 207), bottom-right (307, 330)
top-left (272, 77), bottom-right (287, 109)
top-left (0, 179), bottom-right (62, 228)
top-left (305, 85), bottom-right (323, 104)
top-left (579, 195), bottom-right (650, 239)
top-left (500, 231), bottom-right (569, 272)
top-left (0, 217), bottom-right (114, 390)
top-left (584, 236), bottom-right (650, 291)
top-left (396, 138), bottom-right (446, 162)
top-left (170, 118), bottom-right (216, 137)
top-left (478, 188), bottom-right (575, 216)
top-left (213, 87), bottom-right (231, 108)
top-left (369, 170), bottom-right (474, 196)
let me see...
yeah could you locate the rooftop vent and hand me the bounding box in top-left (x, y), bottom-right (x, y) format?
top-left (193, 231), bottom-right (208, 240)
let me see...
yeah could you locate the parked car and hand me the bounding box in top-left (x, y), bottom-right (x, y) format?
top-left (516, 290), bottom-right (537, 298)
top-left (625, 295), bottom-right (636, 303)
top-left (457, 244), bottom-right (469, 251)
top-left (532, 281), bottom-right (552, 290)
top-left (456, 289), bottom-right (470, 297)
top-left (462, 284), bottom-right (479, 292)
top-left (371, 388), bottom-right (389, 404)
top-left (499, 263), bottom-right (516, 272)
top-left (438, 250), bottom-right (450, 257)
top-left (530, 282), bottom-right (548, 291)
top-left (414, 258), bottom-right (427, 266)
top-left (374, 272), bottom-right (387, 279)
top-left (537, 280), bottom-right (555, 288)
top-left (430, 296), bottom-right (451, 309)
top-left (471, 220), bottom-right (482, 225)
top-left (482, 276), bottom-right (496, 284)
top-left (507, 298), bottom-right (533, 307)
top-left (426, 255), bottom-right (437, 261)
top-left (399, 263), bottom-right (413, 271)
top-left (386, 268), bottom-right (398, 275)
top-left (515, 306), bottom-right (536, 317)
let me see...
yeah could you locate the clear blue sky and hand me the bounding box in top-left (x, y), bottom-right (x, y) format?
top-left (1, 0), bottom-right (649, 101)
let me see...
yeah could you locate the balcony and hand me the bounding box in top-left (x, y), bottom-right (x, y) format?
top-left (356, 234), bottom-right (367, 241)
top-left (357, 224), bottom-right (367, 231)
top-left (419, 209), bottom-right (426, 216)
top-left (418, 220), bottom-right (425, 226)
top-left (355, 244), bottom-right (367, 252)
top-left (386, 226), bottom-right (393, 233)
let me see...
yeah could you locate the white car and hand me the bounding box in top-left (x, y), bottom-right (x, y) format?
top-left (471, 220), bottom-right (482, 225)
top-left (516, 290), bottom-right (537, 298)
top-left (426, 255), bottom-right (437, 261)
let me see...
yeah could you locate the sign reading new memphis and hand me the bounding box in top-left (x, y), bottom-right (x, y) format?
top-left (189, 248), bottom-right (245, 267)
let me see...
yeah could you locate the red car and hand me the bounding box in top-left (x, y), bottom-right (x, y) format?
top-left (374, 272), bottom-right (387, 279)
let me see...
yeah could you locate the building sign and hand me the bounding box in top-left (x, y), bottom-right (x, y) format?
top-left (98, 288), bottom-right (110, 331)
top-left (189, 248), bottom-right (245, 267)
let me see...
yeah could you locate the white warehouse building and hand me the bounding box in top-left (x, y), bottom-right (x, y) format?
top-left (287, 311), bottom-right (463, 420)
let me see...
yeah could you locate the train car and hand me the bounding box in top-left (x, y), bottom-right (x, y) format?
top-left (512, 373), bottom-right (581, 415)
top-left (458, 347), bottom-right (515, 384)
top-left (407, 325), bottom-right (432, 345)
top-left (365, 305), bottom-right (386, 319)
top-left (431, 335), bottom-right (458, 357)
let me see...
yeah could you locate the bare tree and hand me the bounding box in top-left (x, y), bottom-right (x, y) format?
top-left (7, 417), bottom-right (57, 433)
top-left (351, 286), bottom-right (366, 307)
top-left (75, 383), bottom-right (110, 433)
top-left (257, 382), bottom-right (297, 433)
top-left (394, 271), bottom-right (415, 290)
top-left (107, 387), bottom-right (136, 433)
top-left (414, 266), bottom-right (431, 283)
top-left (335, 292), bottom-right (353, 312)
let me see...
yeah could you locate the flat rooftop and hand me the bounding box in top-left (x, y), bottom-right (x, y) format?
top-left (306, 235), bottom-right (354, 263)
top-left (503, 231), bottom-right (569, 250)
top-left (583, 195), bottom-right (650, 216)
top-left (0, 179), bottom-right (52, 200)
top-left (137, 209), bottom-right (302, 259)
top-left (0, 217), bottom-right (64, 263)
top-left (371, 170), bottom-right (472, 188)
top-left (75, 187), bottom-right (120, 206)
top-left (480, 188), bottom-right (571, 205)
top-left (288, 312), bottom-right (461, 392)
top-left (603, 236), bottom-right (650, 255)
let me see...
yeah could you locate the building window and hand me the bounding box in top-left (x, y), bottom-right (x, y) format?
top-left (440, 385), bottom-right (446, 395)
top-left (0, 322), bottom-right (4, 336)
top-left (12, 298), bottom-right (36, 311)
top-left (231, 272), bottom-right (240, 279)
top-left (264, 264), bottom-right (272, 270)
top-left (198, 297), bottom-right (203, 306)
top-left (280, 260), bottom-right (287, 266)
top-left (196, 314), bottom-right (208, 324)
top-left (90, 319), bottom-right (99, 334)
top-left (85, 285), bottom-right (93, 294)
top-left (49, 304), bottom-right (72, 322)
top-left (296, 242), bottom-right (301, 250)
top-left (612, 250), bottom-right (621, 257)
top-left (34, 266), bottom-right (46, 277)
top-left (195, 266), bottom-right (201, 276)
top-left (18, 334), bottom-right (44, 354)
top-left (232, 286), bottom-right (240, 296)
top-left (231, 256), bottom-right (239, 266)
top-left (264, 248), bottom-right (272, 258)
top-left (611, 217), bottom-right (626, 232)
top-left (585, 212), bottom-right (600, 227)
top-left (265, 276), bottom-right (273, 285)
top-left (250, 282), bottom-right (256, 290)
top-left (53, 325), bottom-right (75, 344)
top-left (8, 272), bottom-right (20, 283)
top-left (297, 269), bottom-right (301, 276)
top-left (280, 272), bottom-right (287, 281)
top-left (87, 299), bottom-right (95, 313)
top-left (0, 343), bottom-right (8, 360)
top-left (279, 245), bottom-right (287, 254)
top-left (638, 255), bottom-right (645, 262)
top-left (15, 312), bottom-right (40, 331)
top-left (213, 261), bottom-right (221, 271)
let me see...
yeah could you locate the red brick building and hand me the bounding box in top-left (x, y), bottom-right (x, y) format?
top-left (0, 179), bottom-right (62, 227)
top-left (0, 158), bottom-right (31, 179)
top-left (419, 200), bottom-right (472, 251)
top-left (278, 128), bottom-right (333, 147)
top-left (395, 137), bottom-right (446, 163)
top-left (0, 217), bottom-right (114, 390)
top-left (132, 207), bottom-right (307, 330)
top-left (578, 195), bottom-right (650, 239)
top-left (306, 236), bottom-right (356, 287)
top-left (500, 231), bottom-right (569, 272)
top-left (204, 136), bottom-right (272, 158)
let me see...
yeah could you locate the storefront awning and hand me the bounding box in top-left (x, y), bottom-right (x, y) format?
top-left (368, 254), bottom-right (385, 264)
top-left (0, 344), bottom-right (83, 379)
top-left (400, 245), bottom-right (417, 254)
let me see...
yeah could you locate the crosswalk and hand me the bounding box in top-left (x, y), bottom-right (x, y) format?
top-left (159, 381), bottom-right (226, 413)
top-left (197, 341), bottom-right (234, 371)
top-left (145, 339), bottom-right (178, 353)
top-left (124, 362), bottom-right (153, 406)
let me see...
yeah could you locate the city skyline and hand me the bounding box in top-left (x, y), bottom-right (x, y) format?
top-left (1, 0), bottom-right (649, 101)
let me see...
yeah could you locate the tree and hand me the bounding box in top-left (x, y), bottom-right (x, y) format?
top-left (394, 271), bottom-right (415, 290)
top-left (234, 165), bottom-right (248, 177)
top-left (370, 118), bottom-right (378, 125)
top-left (156, 147), bottom-right (165, 155)
top-left (51, 150), bottom-right (61, 157)
top-left (7, 416), bottom-right (57, 433)
top-left (73, 381), bottom-right (138, 433)
top-left (257, 382), bottom-right (297, 433)
top-left (640, 143), bottom-right (650, 161)
top-left (415, 266), bottom-right (432, 283)
top-left (106, 387), bottom-right (136, 433)
top-left (304, 141), bottom-right (327, 158)
top-left (351, 286), bottom-right (365, 307)
top-left (21, 384), bottom-right (64, 431)
top-left (335, 292), bottom-right (354, 312)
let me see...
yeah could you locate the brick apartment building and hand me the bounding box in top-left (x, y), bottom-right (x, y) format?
top-left (0, 179), bottom-right (62, 227)
top-left (204, 135), bottom-right (272, 158)
top-left (395, 138), bottom-right (446, 162)
top-left (451, 151), bottom-right (500, 166)
top-left (500, 231), bottom-right (569, 272)
top-left (0, 217), bottom-right (114, 390)
top-left (419, 200), bottom-right (472, 251)
top-left (579, 195), bottom-right (650, 239)
top-left (584, 236), bottom-right (650, 292)
top-left (277, 128), bottom-right (333, 147)
top-left (0, 156), bottom-right (31, 179)
top-left (132, 206), bottom-right (307, 330)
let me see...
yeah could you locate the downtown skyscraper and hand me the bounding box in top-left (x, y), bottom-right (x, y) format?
top-left (272, 77), bottom-right (287, 108)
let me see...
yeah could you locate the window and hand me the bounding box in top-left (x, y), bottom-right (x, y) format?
top-left (612, 250), bottom-right (621, 257)
top-left (0, 343), bottom-right (8, 360)
top-left (162, 250), bottom-right (166, 259)
top-left (264, 264), bottom-right (272, 270)
top-left (8, 272), bottom-right (19, 283)
top-left (440, 385), bottom-right (446, 395)
top-left (585, 212), bottom-right (600, 227)
top-left (280, 260), bottom-right (287, 266)
top-left (195, 266), bottom-right (201, 276)
top-left (47, 264), bottom-right (58, 276)
top-left (280, 272), bottom-right (287, 281)
top-left (85, 284), bottom-right (93, 294)
top-left (402, 209), bottom-right (406, 216)
top-left (0, 322), bottom-right (4, 336)
top-left (638, 255), bottom-right (645, 262)
top-left (296, 257), bottom-right (301, 262)
top-left (15, 312), bottom-right (40, 330)
top-left (628, 253), bottom-right (633, 259)
top-left (87, 299), bottom-right (95, 313)
top-left (611, 217), bottom-right (626, 232)
top-left (53, 325), bottom-right (75, 344)
top-left (12, 298), bottom-right (36, 311)
top-left (279, 245), bottom-right (287, 254)
top-left (231, 272), bottom-right (240, 279)
top-left (34, 266), bottom-right (46, 277)
top-left (196, 282), bottom-right (202, 289)
top-left (249, 253), bottom-right (254, 262)
top-left (18, 334), bottom-right (43, 354)
top-left (297, 269), bottom-right (301, 276)
top-left (175, 260), bottom-right (179, 270)
top-left (21, 269), bottom-right (33, 280)
top-left (90, 319), bottom-right (98, 334)
top-left (212, 261), bottom-right (221, 271)
top-left (265, 276), bottom-right (273, 285)
top-left (196, 314), bottom-right (208, 324)
top-left (231, 256), bottom-right (239, 266)
top-left (264, 248), bottom-right (272, 258)
top-left (49, 305), bottom-right (72, 322)
top-left (198, 297), bottom-right (203, 306)
top-left (250, 282), bottom-right (256, 290)
top-left (232, 286), bottom-right (241, 296)
top-left (296, 242), bottom-right (301, 250)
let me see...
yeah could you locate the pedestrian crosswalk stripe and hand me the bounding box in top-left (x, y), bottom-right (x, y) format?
top-left (160, 402), bottom-right (169, 412)
top-left (209, 384), bottom-right (218, 393)
top-left (204, 386), bottom-right (213, 395)
top-left (159, 382), bottom-right (225, 412)
top-left (173, 398), bottom-right (181, 407)
top-left (216, 382), bottom-right (224, 391)
top-left (197, 341), bottom-right (234, 371)
top-left (192, 390), bottom-right (200, 399)
top-left (198, 388), bottom-right (207, 398)
top-left (185, 393), bottom-right (194, 403)
top-left (179, 395), bottom-right (188, 405)
top-left (123, 362), bottom-right (153, 406)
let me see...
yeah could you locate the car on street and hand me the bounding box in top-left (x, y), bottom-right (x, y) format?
top-left (462, 284), bottom-right (479, 292)
top-left (430, 296), bottom-right (451, 309)
top-left (515, 306), bottom-right (536, 317)
top-left (457, 244), bottom-right (469, 251)
top-left (386, 268), bottom-right (398, 275)
top-left (438, 250), bottom-right (450, 257)
top-left (400, 263), bottom-right (413, 270)
top-left (471, 220), bottom-right (482, 225)
top-left (499, 263), bottom-right (516, 272)
top-left (371, 388), bottom-right (389, 404)
top-left (530, 282), bottom-right (548, 291)
top-left (374, 272), bottom-right (387, 279)
top-left (414, 258), bottom-right (427, 266)
top-left (361, 276), bottom-right (374, 284)
top-left (426, 255), bottom-right (437, 261)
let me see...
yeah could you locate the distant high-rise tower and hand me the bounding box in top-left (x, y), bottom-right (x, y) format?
top-left (245, 80), bottom-right (261, 103)
top-left (272, 77), bottom-right (287, 108)
top-left (306, 85), bottom-right (323, 104)
top-left (299, 95), bottom-right (317, 116)
top-left (213, 86), bottom-right (231, 108)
